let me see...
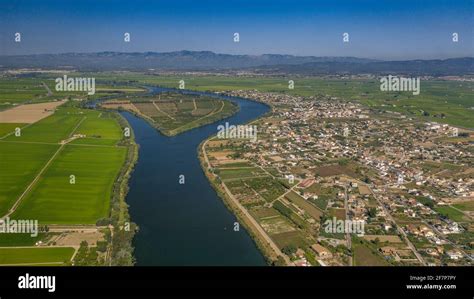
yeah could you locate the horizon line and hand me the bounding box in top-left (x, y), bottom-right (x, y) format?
top-left (1, 50), bottom-right (473, 62)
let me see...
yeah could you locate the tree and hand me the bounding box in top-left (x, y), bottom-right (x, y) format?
top-left (281, 244), bottom-right (297, 255)
top-left (368, 207), bottom-right (377, 218)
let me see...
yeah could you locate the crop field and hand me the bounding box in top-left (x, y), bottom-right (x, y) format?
top-left (70, 111), bottom-right (123, 145)
top-left (0, 142), bottom-right (59, 215)
top-left (249, 207), bottom-right (281, 220)
top-left (217, 168), bottom-right (267, 181)
top-left (352, 240), bottom-right (390, 266)
top-left (3, 108), bottom-right (85, 143)
top-left (435, 206), bottom-right (467, 222)
top-left (285, 191), bottom-right (323, 220)
top-left (243, 177), bottom-right (288, 202)
top-left (0, 247), bottom-right (75, 265)
top-left (259, 216), bottom-right (295, 235)
top-left (92, 73), bottom-right (474, 128)
top-left (0, 75), bottom-right (146, 111)
top-left (12, 144), bottom-right (126, 224)
top-left (0, 233), bottom-right (47, 247)
top-left (271, 231), bottom-right (308, 249)
top-left (0, 78), bottom-right (52, 108)
top-left (133, 102), bottom-right (162, 117)
top-left (453, 201), bottom-right (474, 212)
top-left (0, 102), bottom-right (127, 225)
top-left (0, 100), bottom-right (66, 123)
top-left (0, 123), bottom-right (26, 137)
top-left (123, 92), bottom-right (238, 135)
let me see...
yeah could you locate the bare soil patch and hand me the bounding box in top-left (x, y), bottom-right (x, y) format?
top-left (0, 101), bottom-right (65, 123)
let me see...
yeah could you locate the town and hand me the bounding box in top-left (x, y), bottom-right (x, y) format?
top-left (202, 89), bottom-right (473, 266)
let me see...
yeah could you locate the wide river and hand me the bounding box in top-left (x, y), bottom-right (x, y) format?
top-left (121, 87), bottom-right (269, 266)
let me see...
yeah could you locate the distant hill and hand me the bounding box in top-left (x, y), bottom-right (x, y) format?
top-left (0, 51), bottom-right (375, 71)
top-left (0, 51), bottom-right (471, 75)
top-left (252, 57), bottom-right (474, 76)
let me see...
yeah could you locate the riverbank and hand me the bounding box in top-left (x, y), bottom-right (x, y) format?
top-left (107, 111), bottom-right (139, 266)
top-left (104, 92), bottom-right (240, 137)
top-left (123, 91), bottom-right (269, 265)
top-left (195, 94), bottom-right (290, 266)
top-left (198, 138), bottom-right (287, 266)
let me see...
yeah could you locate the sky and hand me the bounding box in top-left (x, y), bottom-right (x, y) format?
top-left (0, 0), bottom-right (472, 60)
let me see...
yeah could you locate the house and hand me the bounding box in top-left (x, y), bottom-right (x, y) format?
top-left (446, 250), bottom-right (463, 260)
top-left (379, 246), bottom-right (397, 256)
top-left (311, 244), bottom-right (333, 259)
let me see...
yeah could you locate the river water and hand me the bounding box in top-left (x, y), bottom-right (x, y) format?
top-left (121, 87), bottom-right (269, 265)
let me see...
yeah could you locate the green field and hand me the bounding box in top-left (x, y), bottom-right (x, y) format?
top-left (4, 107), bottom-right (84, 143)
top-left (217, 167), bottom-right (267, 181)
top-left (0, 103), bottom-right (128, 224)
top-left (452, 201), bottom-right (474, 212)
top-left (0, 76), bottom-right (146, 111)
top-left (243, 177), bottom-right (287, 202)
top-left (0, 247), bottom-right (75, 265)
top-left (116, 92), bottom-right (239, 136)
top-left (88, 73), bottom-right (474, 128)
top-left (0, 142), bottom-right (59, 215)
top-left (0, 233), bottom-right (47, 247)
top-left (353, 241), bottom-right (390, 266)
top-left (12, 144), bottom-right (126, 224)
top-left (435, 206), bottom-right (467, 222)
top-left (285, 191), bottom-right (323, 220)
top-left (0, 123), bottom-right (26, 138)
top-left (70, 111), bottom-right (123, 145)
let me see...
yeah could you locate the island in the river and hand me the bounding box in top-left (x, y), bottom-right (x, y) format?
top-left (101, 92), bottom-right (239, 136)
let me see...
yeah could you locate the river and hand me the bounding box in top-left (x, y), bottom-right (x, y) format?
top-left (121, 87), bottom-right (269, 266)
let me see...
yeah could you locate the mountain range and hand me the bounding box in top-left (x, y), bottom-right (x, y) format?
top-left (0, 51), bottom-right (472, 75)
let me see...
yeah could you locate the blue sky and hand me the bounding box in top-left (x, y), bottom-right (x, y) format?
top-left (1, 0), bottom-right (472, 59)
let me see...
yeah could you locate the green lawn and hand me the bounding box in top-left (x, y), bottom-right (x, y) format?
top-left (0, 247), bottom-right (74, 265)
top-left (12, 144), bottom-right (127, 224)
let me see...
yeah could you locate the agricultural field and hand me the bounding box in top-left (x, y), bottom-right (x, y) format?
top-left (0, 75), bottom-right (144, 111)
top-left (87, 73), bottom-right (474, 128)
top-left (0, 123), bottom-right (26, 137)
top-left (102, 92), bottom-right (238, 136)
top-left (0, 98), bottom-right (128, 270)
top-left (243, 177), bottom-right (287, 202)
top-left (0, 233), bottom-right (47, 247)
top-left (12, 144), bottom-right (126, 224)
top-left (434, 206), bottom-right (468, 222)
top-left (453, 201), bottom-right (474, 212)
top-left (0, 142), bottom-right (59, 215)
top-left (352, 239), bottom-right (390, 266)
top-left (3, 106), bottom-right (85, 143)
top-left (0, 247), bottom-right (75, 266)
top-left (217, 167), bottom-right (267, 181)
top-left (284, 191), bottom-right (323, 220)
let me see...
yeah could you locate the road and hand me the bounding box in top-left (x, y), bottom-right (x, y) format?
top-left (1, 117), bottom-right (86, 219)
top-left (343, 186), bottom-right (353, 266)
top-left (202, 139), bottom-right (292, 265)
top-left (368, 185), bottom-right (427, 265)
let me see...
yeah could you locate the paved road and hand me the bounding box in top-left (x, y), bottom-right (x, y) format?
top-left (368, 185), bottom-right (427, 266)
